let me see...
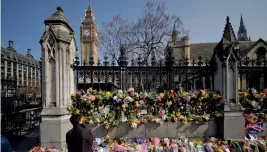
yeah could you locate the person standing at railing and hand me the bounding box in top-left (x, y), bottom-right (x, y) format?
top-left (66, 114), bottom-right (95, 152)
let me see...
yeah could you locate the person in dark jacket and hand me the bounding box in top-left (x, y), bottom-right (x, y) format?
top-left (66, 114), bottom-right (95, 152)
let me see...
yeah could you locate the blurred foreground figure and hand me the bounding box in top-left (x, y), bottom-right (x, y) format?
top-left (66, 114), bottom-right (95, 152)
top-left (1, 135), bottom-right (12, 152)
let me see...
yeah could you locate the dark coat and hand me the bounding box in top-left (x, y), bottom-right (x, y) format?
top-left (66, 124), bottom-right (95, 152)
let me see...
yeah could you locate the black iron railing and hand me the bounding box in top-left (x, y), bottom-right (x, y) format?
top-left (238, 56), bottom-right (267, 90)
top-left (1, 107), bottom-right (42, 136)
top-left (73, 46), bottom-right (215, 92)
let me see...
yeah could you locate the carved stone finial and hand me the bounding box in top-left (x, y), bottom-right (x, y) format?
top-left (57, 6), bottom-right (64, 12)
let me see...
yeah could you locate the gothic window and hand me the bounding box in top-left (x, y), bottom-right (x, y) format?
top-left (256, 47), bottom-right (267, 60)
top-left (48, 35), bottom-right (55, 48)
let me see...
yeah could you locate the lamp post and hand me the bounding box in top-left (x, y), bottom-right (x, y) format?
top-left (74, 55), bottom-right (80, 90)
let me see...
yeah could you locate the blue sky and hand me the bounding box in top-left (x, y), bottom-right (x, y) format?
top-left (2, 0), bottom-right (267, 60)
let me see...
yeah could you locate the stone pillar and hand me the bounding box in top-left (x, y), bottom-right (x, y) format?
top-left (30, 67), bottom-right (33, 86)
top-left (17, 63), bottom-right (19, 85)
top-left (40, 6), bottom-right (77, 150)
top-left (11, 62), bottom-right (13, 77)
top-left (21, 65), bottom-right (24, 85)
top-left (26, 66), bottom-right (29, 86)
top-left (34, 67), bottom-right (37, 86)
top-left (4, 60), bottom-right (7, 78)
top-left (213, 55), bottom-right (245, 139)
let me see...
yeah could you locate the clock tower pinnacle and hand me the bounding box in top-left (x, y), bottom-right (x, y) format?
top-left (80, 0), bottom-right (99, 65)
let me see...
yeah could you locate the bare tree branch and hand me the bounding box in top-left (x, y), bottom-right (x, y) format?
top-left (100, 0), bottom-right (188, 64)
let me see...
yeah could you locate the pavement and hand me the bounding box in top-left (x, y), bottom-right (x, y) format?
top-left (4, 127), bottom-right (40, 152)
top-left (15, 127), bottom-right (40, 152)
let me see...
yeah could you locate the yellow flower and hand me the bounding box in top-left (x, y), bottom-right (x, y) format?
top-left (182, 92), bottom-right (189, 97)
top-left (217, 148), bottom-right (224, 152)
top-left (198, 97), bottom-right (204, 101)
top-left (117, 93), bottom-right (123, 99)
top-left (72, 109), bottom-right (80, 114)
top-left (160, 121), bottom-right (164, 126)
top-left (71, 93), bottom-right (76, 97)
top-left (159, 93), bottom-right (164, 99)
top-left (241, 92), bottom-right (249, 98)
top-left (92, 89), bottom-right (97, 95)
top-left (135, 101), bottom-right (140, 108)
top-left (106, 91), bottom-right (111, 98)
top-left (87, 88), bottom-right (93, 94)
top-left (260, 92), bottom-right (266, 97)
top-left (90, 95), bottom-right (95, 101)
top-left (243, 146), bottom-right (250, 151)
top-left (188, 118), bottom-right (193, 121)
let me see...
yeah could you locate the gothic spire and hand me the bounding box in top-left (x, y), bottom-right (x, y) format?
top-left (86, 0), bottom-right (92, 12)
top-left (84, 0), bottom-right (95, 21)
top-left (237, 14), bottom-right (249, 41)
top-left (171, 23), bottom-right (178, 42)
top-left (240, 14), bottom-right (244, 25)
top-left (222, 16), bottom-right (236, 42)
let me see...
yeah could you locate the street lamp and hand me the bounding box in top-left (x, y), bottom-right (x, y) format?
top-left (74, 55), bottom-right (80, 90)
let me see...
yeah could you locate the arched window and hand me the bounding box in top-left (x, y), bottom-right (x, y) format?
top-left (256, 47), bottom-right (267, 60)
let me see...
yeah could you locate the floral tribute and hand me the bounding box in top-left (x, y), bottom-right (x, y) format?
top-left (29, 136), bottom-right (267, 152)
top-left (94, 136), bottom-right (267, 152)
top-left (68, 88), bottom-right (225, 129)
top-left (240, 88), bottom-right (267, 135)
top-left (29, 146), bottom-right (59, 152)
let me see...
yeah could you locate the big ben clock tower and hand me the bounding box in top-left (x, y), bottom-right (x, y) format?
top-left (80, 1), bottom-right (99, 65)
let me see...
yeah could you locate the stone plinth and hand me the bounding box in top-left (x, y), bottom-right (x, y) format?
top-left (217, 104), bottom-right (245, 139)
top-left (40, 113), bottom-right (72, 150)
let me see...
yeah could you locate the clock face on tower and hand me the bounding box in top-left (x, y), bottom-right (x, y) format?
top-left (83, 29), bottom-right (90, 37)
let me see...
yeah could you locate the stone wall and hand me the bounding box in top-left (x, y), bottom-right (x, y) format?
top-left (87, 121), bottom-right (217, 139)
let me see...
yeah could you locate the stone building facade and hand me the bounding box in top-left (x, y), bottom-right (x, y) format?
top-left (168, 15), bottom-right (267, 90)
top-left (1, 41), bottom-right (41, 92)
top-left (80, 1), bottom-right (99, 66)
top-left (169, 15), bottom-right (266, 62)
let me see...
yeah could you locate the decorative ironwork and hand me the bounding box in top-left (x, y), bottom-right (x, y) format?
top-left (74, 51), bottom-right (215, 92)
top-left (238, 56), bottom-right (267, 90)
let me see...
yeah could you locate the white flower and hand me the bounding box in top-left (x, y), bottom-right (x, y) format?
top-left (128, 88), bottom-right (134, 92)
top-left (118, 89), bottom-right (123, 94)
top-left (113, 96), bottom-right (118, 100)
top-left (156, 118), bottom-right (161, 123)
top-left (131, 122), bottom-right (137, 130)
top-left (123, 96), bottom-right (133, 103)
top-left (134, 93), bottom-right (139, 98)
top-left (162, 115), bottom-right (167, 120)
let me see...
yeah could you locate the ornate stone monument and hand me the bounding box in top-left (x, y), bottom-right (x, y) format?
top-left (212, 16), bottom-right (245, 139)
top-left (39, 7), bottom-right (77, 149)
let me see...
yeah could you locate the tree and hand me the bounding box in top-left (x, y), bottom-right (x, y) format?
top-left (100, 0), bottom-right (188, 64)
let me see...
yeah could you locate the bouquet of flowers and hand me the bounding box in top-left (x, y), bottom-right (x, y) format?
top-left (29, 146), bottom-right (59, 152)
